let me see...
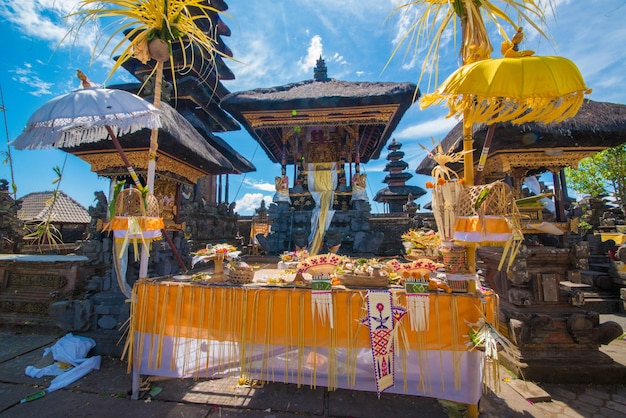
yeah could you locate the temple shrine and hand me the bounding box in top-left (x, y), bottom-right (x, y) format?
top-left (415, 99), bottom-right (626, 382)
top-left (221, 58), bottom-right (417, 255)
top-left (416, 100), bottom-right (626, 224)
top-left (62, 2), bottom-right (254, 245)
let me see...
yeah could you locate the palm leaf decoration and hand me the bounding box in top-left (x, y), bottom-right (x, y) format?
top-left (69, 0), bottom-right (230, 90)
top-left (23, 163), bottom-right (66, 250)
top-left (385, 0), bottom-right (553, 91)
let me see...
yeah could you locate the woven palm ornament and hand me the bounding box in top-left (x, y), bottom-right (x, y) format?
top-left (454, 181), bottom-right (523, 270)
top-left (108, 187), bottom-right (164, 297)
top-left (361, 290), bottom-right (407, 396)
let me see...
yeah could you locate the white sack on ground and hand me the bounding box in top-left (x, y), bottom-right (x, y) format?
top-left (24, 333), bottom-right (101, 394)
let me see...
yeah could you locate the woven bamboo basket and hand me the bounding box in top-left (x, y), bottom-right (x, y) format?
top-left (445, 274), bottom-right (479, 293)
top-left (454, 181), bottom-right (522, 246)
top-left (114, 188), bottom-right (160, 217)
top-left (228, 269), bottom-right (255, 285)
top-left (439, 243), bottom-right (470, 274)
top-left (446, 275), bottom-right (469, 293)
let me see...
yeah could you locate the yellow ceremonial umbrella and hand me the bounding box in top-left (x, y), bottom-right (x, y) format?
top-left (420, 54), bottom-right (592, 183)
top-left (421, 55), bottom-right (591, 126)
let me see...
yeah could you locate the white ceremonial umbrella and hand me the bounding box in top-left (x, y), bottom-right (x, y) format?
top-left (12, 83), bottom-right (162, 296)
top-left (12, 85), bottom-right (161, 189)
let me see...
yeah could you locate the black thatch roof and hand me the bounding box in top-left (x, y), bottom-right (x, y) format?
top-left (221, 78), bottom-right (418, 164)
top-left (415, 100), bottom-right (626, 176)
top-left (222, 79), bottom-right (418, 111)
top-left (61, 99), bottom-right (253, 181)
top-left (117, 2), bottom-right (237, 132)
top-left (181, 110), bottom-right (255, 174)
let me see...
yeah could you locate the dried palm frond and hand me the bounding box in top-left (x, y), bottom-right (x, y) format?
top-left (68, 0), bottom-right (234, 92)
top-left (385, 0), bottom-right (553, 92)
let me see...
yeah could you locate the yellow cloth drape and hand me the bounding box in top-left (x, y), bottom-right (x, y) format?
top-left (309, 163), bottom-right (335, 255)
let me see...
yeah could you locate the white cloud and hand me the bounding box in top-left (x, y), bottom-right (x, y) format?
top-left (243, 178), bottom-right (276, 192)
top-left (225, 28), bottom-right (296, 91)
top-left (299, 35), bottom-right (323, 73)
top-left (235, 193), bottom-right (272, 215)
top-left (394, 116), bottom-right (459, 141)
top-left (1, 1), bottom-right (98, 50)
top-left (12, 65), bottom-right (53, 96)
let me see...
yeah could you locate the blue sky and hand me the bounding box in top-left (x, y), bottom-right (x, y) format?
top-left (1, 1), bottom-right (625, 215)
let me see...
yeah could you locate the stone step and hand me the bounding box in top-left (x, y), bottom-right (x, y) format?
top-left (582, 296), bottom-right (622, 314)
top-left (589, 254), bottom-right (610, 262)
top-left (588, 263), bottom-right (611, 273)
top-left (559, 280), bottom-right (593, 291)
top-left (0, 311), bottom-right (55, 327)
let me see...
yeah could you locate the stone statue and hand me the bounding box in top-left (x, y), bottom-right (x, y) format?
top-left (87, 191), bottom-right (109, 239)
top-left (351, 172), bottom-right (368, 201)
top-left (273, 175), bottom-right (291, 203)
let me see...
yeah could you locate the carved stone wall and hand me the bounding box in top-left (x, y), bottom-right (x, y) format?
top-left (477, 245), bottom-right (624, 383)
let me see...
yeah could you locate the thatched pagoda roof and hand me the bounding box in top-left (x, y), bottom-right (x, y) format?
top-left (118, 2), bottom-right (238, 133)
top-left (221, 76), bottom-right (418, 164)
top-left (373, 185), bottom-right (426, 202)
top-left (415, 100), bottom-right (626, 178)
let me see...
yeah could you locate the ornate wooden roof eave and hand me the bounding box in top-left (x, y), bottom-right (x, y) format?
top-left (415, 99), bottom-right (626, 177)
top-left (221, 79), bottom-right (418, 164)
top-left (71, 149), bottom-right (212, 185)
top-left (478, 147), bottom-right (608, 178)
top-left (180, 109), bottom-right (255, 174)
top-left (239, 109), bottom-right (398, 164)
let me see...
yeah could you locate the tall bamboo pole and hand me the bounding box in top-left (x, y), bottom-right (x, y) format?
top-left (140, 60), bottom-right (163, 279)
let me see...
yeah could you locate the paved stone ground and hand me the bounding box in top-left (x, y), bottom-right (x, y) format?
top-left (0, 316), bottom-right (624, 418)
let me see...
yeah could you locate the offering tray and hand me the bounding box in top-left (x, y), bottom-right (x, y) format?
top-left (334, 273), bottom-right (388, 288)
top-left (252, 269), bottom-right (312, 287)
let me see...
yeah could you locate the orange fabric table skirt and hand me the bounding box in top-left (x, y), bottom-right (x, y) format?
top-left (128, 281), bottom-right (496, 405)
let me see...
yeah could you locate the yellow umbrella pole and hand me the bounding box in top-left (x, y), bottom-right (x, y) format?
top-left (463, 111), bottom-right (477, 274)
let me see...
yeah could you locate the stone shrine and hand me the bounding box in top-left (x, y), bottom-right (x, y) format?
top-left (222, 59), bottom-right (418, 255)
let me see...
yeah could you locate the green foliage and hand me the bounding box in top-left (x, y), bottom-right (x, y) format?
top-left (565, 144), bottom-right (626, 215)
top-left (23, 163), bottom-right (66, 250)
top-left (109, 180), bottom-right (127, 220)
top-left (577, 220), bottom-right (593, 235)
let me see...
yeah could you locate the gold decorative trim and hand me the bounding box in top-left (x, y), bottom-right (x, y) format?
top-left (242, 105), bottom-right (400, 128)
top-left (482, 149), bottom-right (600, 177)
top-left (75, 150), bottom-right (207, 183)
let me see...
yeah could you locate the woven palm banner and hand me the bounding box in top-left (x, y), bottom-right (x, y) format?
top-left (404, 279), bottom-right (430, 332)
top-left (362, 290), bottom-right (406, 396)
top-left (311, 276), bottom-right (333, 328)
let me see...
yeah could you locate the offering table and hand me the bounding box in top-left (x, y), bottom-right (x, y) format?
top-left (128, 279), bottom-right (496, 412)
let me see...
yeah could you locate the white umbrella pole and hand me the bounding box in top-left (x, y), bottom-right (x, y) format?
top-left (140, 62), bottom-right (163, 279)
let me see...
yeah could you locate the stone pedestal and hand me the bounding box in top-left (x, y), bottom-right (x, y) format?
top-left (477, 246), bottom-right (625, 384)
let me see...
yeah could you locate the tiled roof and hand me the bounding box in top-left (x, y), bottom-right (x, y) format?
top-left (17, 191), bottom-right (91, 224)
